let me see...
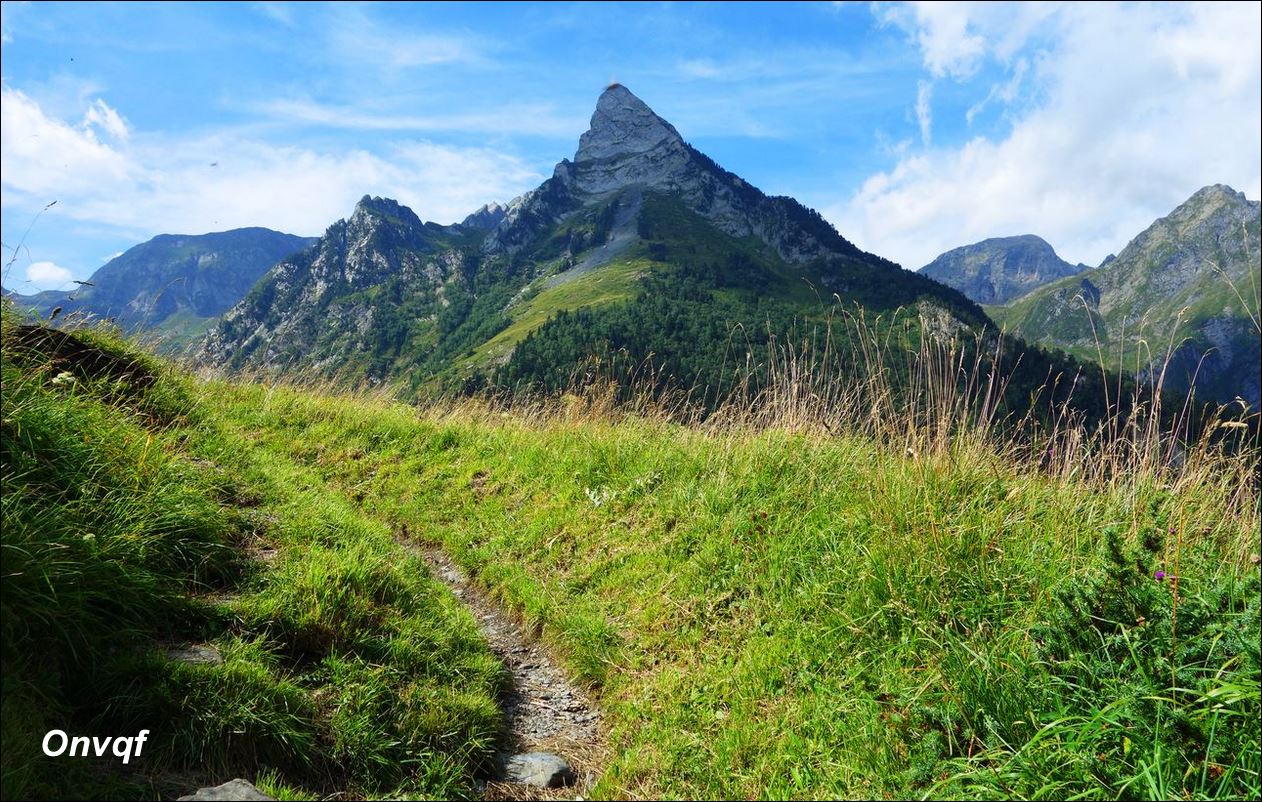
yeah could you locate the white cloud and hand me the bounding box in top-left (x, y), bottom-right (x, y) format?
top-left (25, 260), bottom-right (72, 290)
top-left (1, 89), bottom-right (133, 198)
top-left (879, 1), bottom-right (987, 79)
top-left (915, 80), bottom-right (932, 145)
top-left (1, 86), bottom-right (543, 243)
top-left (838, 2), bottom-right (1262, 270)
top-left (81, 99), bottom-right (130, 141)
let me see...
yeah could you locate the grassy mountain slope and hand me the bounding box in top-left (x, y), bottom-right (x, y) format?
top-left (208, 375), bottom-right (1260, 801)
top-left (992, 185), bottom-right (1261, 408)
top-left (4, 313), bottom-right (1259, 799)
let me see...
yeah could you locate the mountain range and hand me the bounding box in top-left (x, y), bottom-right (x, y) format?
top-left (953, 186), bottom-right (1258, 408)
top-left (199, 84), bottom-right (1004, 402)
top-left (10, 85), bottom-right (1255, 411)
top-left (7, 228), bottom-right (314, 348)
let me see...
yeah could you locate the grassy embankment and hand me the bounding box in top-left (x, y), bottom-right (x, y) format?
top-left (0, 314), bottom-right (503, 800)
top-left (3, 309), bottom-right (1259, 800)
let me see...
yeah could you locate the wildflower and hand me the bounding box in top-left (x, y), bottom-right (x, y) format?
top-left (1154, 570), bottom-right (1166, 581)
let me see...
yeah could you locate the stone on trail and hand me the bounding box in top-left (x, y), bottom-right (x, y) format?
top-left (165, 643), bottom-right (223, 665)
top-left (177, 778), bottom-right (274, 801)
top-left (503, 752), bottom-right (577, 788)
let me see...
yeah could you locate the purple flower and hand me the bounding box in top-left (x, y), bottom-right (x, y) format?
top-left (1155, 570), bottom-right (1166, 581)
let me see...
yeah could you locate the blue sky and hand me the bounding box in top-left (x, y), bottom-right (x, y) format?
top-left (2, 1), bottom-right (1259, 293)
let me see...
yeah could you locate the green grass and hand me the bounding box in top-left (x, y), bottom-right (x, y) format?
top-left (5, 309), bottom-right (1258, 800)
top-left (205, 382), bottom-right (1260, 800)
top-left (1, 313), bottom-right (503, 800)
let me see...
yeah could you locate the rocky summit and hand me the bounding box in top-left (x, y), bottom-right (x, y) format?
top-left (571, 83), bottom-right (692, 194)
top-left (486, 84), bottom-right (869, 266)
top-left (920, 234), bottom-right (1087, 305)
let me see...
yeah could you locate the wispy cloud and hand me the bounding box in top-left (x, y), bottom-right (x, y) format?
top-left (965, 57), bottom-right (1027, 125)
top-left (329, 8), bottom-right (492, 71)
top-left (253, 2), bottom-right (295, 27)
top-left (256, 97), bottom-right (584, 138)
top-left (877, 1), bottom-right (987, 79)
top-left (915, 80), bottom-right (932, 144)
top-left (678, 58), bottom-right (722, 80)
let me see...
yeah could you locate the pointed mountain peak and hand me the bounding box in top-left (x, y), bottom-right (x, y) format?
top-left (575, 83), bottom-right (685, 166)
top-left (1146, 183), bottom-right (1259, 241)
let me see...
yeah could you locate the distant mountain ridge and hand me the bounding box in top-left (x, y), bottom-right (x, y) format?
top-left (7, 227), bottom-right (315, 347)
top-left (920, 234), bottom-right (1088, 305)
top-left (992, 184), bottom-right (1261, 408)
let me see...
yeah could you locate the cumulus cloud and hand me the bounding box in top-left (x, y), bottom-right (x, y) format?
top-left (838, 2), bottom-right (1262, 270)
top-left (25, 260), bottom-right (72, 290)
top-left (1, 86), bottom-right (542, 243)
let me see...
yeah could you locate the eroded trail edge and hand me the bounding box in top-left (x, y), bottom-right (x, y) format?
top-left (411, 544), bottom-right (606, 800)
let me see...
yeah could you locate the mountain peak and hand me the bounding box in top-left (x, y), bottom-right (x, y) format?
top-left (352, 195), bottom-right (423, 228)
top-left (1187, 183), bottom-right (1247, 204)
top-left (461, 201), bottom-right (508, 231)
top-left (573, 84), bottom-right (686, 175)
top-left (920, 233), bottom-right (1084, 305)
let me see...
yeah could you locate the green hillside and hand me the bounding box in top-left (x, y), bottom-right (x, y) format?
top-left (1, 313), bottom-right (502, 800)
top-left (4, 312), bottom-right (1258, 800)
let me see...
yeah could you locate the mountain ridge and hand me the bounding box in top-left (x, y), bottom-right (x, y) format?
top-left (200, 86), bottom-right (1141, 424)
top-left (992, 184), bottom-right (1261, 407)
top-left (6, 227), bottom-right (315, 347)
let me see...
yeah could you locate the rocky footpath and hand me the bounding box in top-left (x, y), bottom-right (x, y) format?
top-left (417, 546), bottom-right (605, 800)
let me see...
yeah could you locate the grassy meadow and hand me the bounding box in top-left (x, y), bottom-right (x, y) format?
top-left (1, 307), bottom-right (1258, 799)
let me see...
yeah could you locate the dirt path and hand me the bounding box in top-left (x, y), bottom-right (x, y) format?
top-left (411, 545), bottom-right (606, 800)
